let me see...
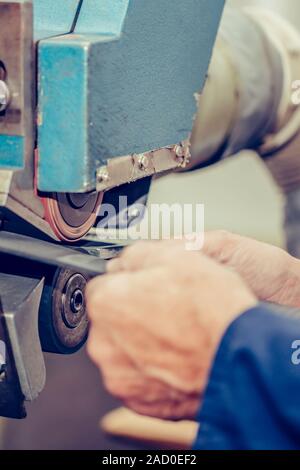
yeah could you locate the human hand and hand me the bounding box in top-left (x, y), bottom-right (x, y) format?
top-left (203, 231), bottom-right (300, 308)
top-left (86, 241), bottom-right (256, 420)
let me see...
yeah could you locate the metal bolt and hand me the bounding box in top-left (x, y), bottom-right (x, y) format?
top-left (70, 289), bottom-right (84, 314)
top-left (137, 154), bottom-right (149, 171)
top-left (0, 80), bottom-right (10, 112)
top-left (128, 207), bottom-right (140, 219)
top-left (174, 144), bottom-right (185, 159)
top-left (97, 167), bottom-right (110, 184)
top-left (62, 274), bottom-right (86, 329)
top-left (127, 206), bottom-right (141, 225)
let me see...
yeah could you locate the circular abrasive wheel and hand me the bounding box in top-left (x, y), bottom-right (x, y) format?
top-left (39, 268), bottom-right (91, 354)
top-left (42, 192), bottom-right (103, 242)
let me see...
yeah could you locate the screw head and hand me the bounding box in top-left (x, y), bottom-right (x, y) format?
top-left (174, 144), bottom-right (185, 159)
top-left (0, 80), bottom-right (10, 112)
top-left (174, 142), bottom-right (191, 167)
top-left (137, 154), bottom-right (149, 171)
top-left (129, 207), bottom-right (140, 218)
top-left (97, 167), bottom-right (110, 184)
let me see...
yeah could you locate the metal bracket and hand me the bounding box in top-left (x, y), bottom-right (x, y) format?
top-left (0, 274), bottom-right (45, 419)
top-left (96, 141), bottom-right (191, 192)
top-left (33, 0), bottom-right (83, 39)
top-left (0, 231), bottom-right (110, 275)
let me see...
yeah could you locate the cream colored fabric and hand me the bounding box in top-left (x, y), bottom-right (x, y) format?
top-left (101, 407), bottom-right (198, 450)
top-left (190, 6), bottom-right (284, 169)
top-left (246, 7), bottom-right (300, 154)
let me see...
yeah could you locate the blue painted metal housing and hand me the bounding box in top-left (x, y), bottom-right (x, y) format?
top-left (76, 0), bottom-right (129, 36)
top-left (0, 136), bottom-right (24, 169)
top-left (33, 0), bottom-right (81, 39)
top-left (33, 0), bottom-right (130, 38)
top-left (37, 0), bottom-right (225, 192)
top-left (0, 0), bottom-right (81, 171)
top-left (0, 0), bottom-right (224, 189)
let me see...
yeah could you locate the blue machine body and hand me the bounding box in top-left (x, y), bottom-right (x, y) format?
top-left (0, 136), bottom-right (24, 169)
top-left (33, 0), bottom-right (81, 38)
top-left (0, 0), bottom-right (225, 192)
top-left (33, 0), bottom-right (130, 38)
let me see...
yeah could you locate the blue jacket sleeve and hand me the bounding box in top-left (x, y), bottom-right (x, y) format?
top-left (194, 304), bottom-right (300, 450)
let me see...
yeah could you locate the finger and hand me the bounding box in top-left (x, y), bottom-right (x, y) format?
top-left (88, 248), bottom-right (225, 314)
top-left (107, 239), bottom-right (185, 273)
top-left (106, 257), bottom-right (123, 273)
top-left (202, 230), bottom-right (239, 260)
top-left (106, 241), bottom-right (157, 273)
top-left (86, 272), bottom-right (133, 322)
top-left (125, 395), bottom-right (201, 420)
top-left (85, 274), bottom-right (113, 306)
top-left (86, 269), bottom-right (158, 323)
top-left (107, 241), bottom-right (162, 273)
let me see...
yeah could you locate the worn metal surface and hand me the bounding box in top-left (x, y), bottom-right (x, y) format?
top-left (0, 0), bottom-right (34, 170)
top-left (0, 231), bottom-right (110, 275)
top-left (37, 0), bottom-right (224, 192)
top-left (0, 80), bottom-right (10, 112)
top-left (96, 143), bottom-right (191, 192)
top-left (0, 274), bottom-right (45, 418)
top-left (0, 1), bottom-right (46, 236)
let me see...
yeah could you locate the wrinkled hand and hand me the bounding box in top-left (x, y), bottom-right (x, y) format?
top-left (203, 231), bottom-right (300, 308)
top-left (86, 241), bottom-right (256, 420)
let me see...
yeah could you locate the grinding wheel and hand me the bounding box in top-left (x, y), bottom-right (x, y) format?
top-left (39, 268), bottom-right (90, 354)
top-left (42, 192), bottom-right (103, 242)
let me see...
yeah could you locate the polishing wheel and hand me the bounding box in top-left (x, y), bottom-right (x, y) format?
top-left (42, 191), bottom-right (103, 242)
top-left (39, 267), bottom-right (91, 354)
